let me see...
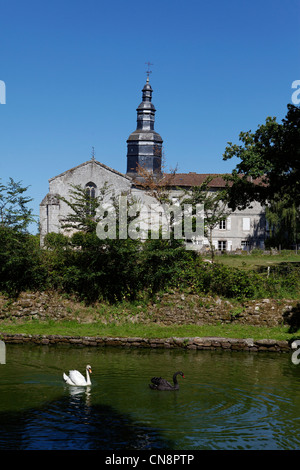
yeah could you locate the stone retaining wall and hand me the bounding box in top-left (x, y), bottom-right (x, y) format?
top-left (0, 291), bottom-right (299, 329)
top-left (0, 332), bottom-right (292, 352)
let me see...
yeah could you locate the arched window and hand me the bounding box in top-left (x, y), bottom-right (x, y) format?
top-left (85, 182), bottom-right (97, 215)
top-left (85, 181), bottom-right (97, 198)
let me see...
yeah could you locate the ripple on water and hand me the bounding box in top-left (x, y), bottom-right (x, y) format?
top-left (152, 380), bottom-right (299, 450)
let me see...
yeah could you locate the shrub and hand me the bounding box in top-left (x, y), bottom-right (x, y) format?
top-left (0, 226), bottom-right (47, 295)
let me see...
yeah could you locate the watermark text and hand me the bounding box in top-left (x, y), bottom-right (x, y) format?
top-left (96, 196), bottom-right (204, 249)
top-left (291, 80), bottom-right (300, 105)
top-left (0, 80), bottom-right (6, 104)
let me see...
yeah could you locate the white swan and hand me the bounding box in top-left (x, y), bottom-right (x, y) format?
top-left (63, 364), bottom-right (92, 386)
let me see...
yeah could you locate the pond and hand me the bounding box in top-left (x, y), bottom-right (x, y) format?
top-left (0, 343), bottom-right (299, 450)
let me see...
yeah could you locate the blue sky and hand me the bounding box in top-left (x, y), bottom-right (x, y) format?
top-left (1, 0), bottom-right (299, 233)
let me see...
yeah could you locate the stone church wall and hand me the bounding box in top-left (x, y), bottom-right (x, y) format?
top-left (40, 160), bottom-right (131, 243)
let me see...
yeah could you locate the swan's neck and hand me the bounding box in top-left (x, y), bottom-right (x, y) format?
top-left (86, 370), bottom-right (91, 385)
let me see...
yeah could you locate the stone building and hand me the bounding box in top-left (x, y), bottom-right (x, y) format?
top-left (40, 77), bottom-right (266, 250)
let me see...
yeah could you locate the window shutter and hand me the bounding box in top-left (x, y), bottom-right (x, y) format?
top-left (243, 217), bottom-right (250, 231)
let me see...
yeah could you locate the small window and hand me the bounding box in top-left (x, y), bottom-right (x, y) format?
top-left (219, 219), bottom-right (226, 230)
top-left (241, 240), bottom-right (251, 251)
top-left (218, 240), bottom-right (227, 251)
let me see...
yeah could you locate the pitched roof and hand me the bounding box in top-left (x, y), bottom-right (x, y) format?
top-left (49, 159), bottom-right (131, 182)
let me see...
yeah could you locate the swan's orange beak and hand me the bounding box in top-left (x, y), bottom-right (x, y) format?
top-left (89, 368), bottom-right (92, 374)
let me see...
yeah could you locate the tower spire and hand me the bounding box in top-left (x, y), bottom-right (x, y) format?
top-left (145, 61), bottom-right (153, 82)
top-left (126, 72), bottom-right (163, 177)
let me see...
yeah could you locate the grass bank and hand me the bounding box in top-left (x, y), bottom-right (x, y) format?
top-left (0, 319), bottom-right (297, 342)
top-left (215, 250), bottom-right (300, 270)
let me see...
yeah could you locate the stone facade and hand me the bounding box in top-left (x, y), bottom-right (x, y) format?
top-left (40, 159), bottom-right (131, 243)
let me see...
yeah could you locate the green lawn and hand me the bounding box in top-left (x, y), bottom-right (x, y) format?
top-left (215, 250), bottom-right (300, 270)
top-left (0, 319), bottom-right (298, 342)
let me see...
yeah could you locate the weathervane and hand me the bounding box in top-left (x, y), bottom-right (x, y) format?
top-left (91, 146), bottom-right (95, 161)
top-left (145, 61), bottom-right (153, 81)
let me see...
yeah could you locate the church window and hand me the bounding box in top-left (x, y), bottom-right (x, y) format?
top-left (85, 182), bottom-right (97, 215)
top-left (85, 181), bottom-right (96, 198)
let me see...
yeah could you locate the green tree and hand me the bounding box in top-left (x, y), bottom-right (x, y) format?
top-left (265, 195), bottom-right (300, 249)
top-left (0, 226), bottom-right (46, 295)
top-left (223, 104), bottom-right (300, 210)
top-left (58, 182), bottom-right (111, 233)
top-left (0, 179), bottom-right (43, 296)
top-left (0, 178), bottom-right (35, 231)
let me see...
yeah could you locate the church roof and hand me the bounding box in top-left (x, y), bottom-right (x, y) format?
top-left (49, 159), bottom-right (131, 182)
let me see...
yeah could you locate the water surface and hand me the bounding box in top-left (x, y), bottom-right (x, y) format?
top-left (0, 344), bottom-right (299, 450)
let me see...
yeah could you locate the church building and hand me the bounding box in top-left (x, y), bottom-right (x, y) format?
top-left (40, 77), bottom-right (266, 251)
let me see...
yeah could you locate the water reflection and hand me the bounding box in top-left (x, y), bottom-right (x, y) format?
top-left (0, 393), bottom-right (174, 450)
top-left (67, 384), bottom-right (92, 401)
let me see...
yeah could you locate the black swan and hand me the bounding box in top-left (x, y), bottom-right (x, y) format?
top-left (149, 371), bottom-right (185, 391)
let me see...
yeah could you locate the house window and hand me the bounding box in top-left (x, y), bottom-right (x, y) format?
top-left (219, 219), bottom-right (226, 230)
top-left (241, 240), bottom-right (251, 250)
top-left (218, 240), bottom-right (227, 251)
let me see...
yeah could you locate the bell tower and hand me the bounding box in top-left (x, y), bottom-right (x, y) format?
top-left (126, 73), bottom-right (163, 178)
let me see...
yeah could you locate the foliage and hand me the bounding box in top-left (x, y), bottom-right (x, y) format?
top-left (223, 104), bottom-right (300, 249)
top-left (140, 238), bottom-right (193, 295)
top-left (58, 183), bottom-right (112, 233)
top-left (0, 226), bottom-right (46, 296)
top-left (43, 229), bottom-right (143, 303)
top-left (223, 104), bottom-right (300, 210)
top-left (0, 178), bottom-right (35, 231)
top-left (2, 225), bottom-right (300, 302)
top-left (265, 195), bottom-right (300, 249)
